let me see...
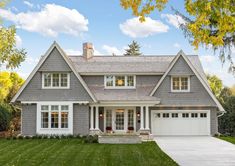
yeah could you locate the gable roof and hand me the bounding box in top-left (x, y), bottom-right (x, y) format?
top-left (150, 50), bottom-right (225, 112)
top-left (68, 55), bottom-right (202, 74)
top-left (11, 41), bottom-right (97, 103)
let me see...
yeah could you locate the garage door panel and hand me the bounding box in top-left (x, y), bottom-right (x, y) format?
top-left (151, 110), bottom-right (210, 136)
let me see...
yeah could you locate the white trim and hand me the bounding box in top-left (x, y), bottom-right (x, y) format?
top-left (36, 102), bottom-right (73, 135)
top-left (90, 100), bottom-right (160, 106)
top-left (150, 50), bottom-right (225, 112)
top-left (171, 76), bottom-right (190, 92)
top-left (21, 101), bottom-right (89, 104)
top-left (11, 41), bottom-right (97, 103)
top-left (104, 75), bottom-right (136, 89)
top-left (42, 73), bottom-right (70, 89)
top-left (80, 72), bottom-right (165, 75)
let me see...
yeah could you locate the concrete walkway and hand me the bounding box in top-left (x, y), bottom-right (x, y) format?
top-left (154, 136), bottom-right (235, 166)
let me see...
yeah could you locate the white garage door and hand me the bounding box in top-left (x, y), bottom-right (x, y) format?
top-left (151, 110), bottom-right (210, 136)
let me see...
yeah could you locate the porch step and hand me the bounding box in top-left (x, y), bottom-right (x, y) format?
top-left (98, 134), bottom-right (142, 144)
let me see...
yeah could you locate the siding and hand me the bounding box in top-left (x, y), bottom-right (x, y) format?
top-left (149, 106), bottom-right (218, 135)
top-left (17, 47), bottom-right (93, 102)
top-left (21, 104), bottom-right (36, 136)
top-left (154, 56), bottom-right (217, 106)
top-left (73, 104), bottom-right (89, 135)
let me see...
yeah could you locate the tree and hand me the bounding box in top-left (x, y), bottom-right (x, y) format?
top-left (120, 0), bottom-right (235, 74)
top-left (0, 1), bottom-right (26, 69)
top-left (207, 74), bottom-right (223, 100)
top-left (231, 85), bottom-right (235, 95)
top-left (124, 41), bottom-right (142, 56)
top-left (0, 72), bottom-right (24, 102)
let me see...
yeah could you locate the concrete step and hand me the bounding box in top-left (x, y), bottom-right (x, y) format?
top-left (98, 134), bottom-right (142, 144)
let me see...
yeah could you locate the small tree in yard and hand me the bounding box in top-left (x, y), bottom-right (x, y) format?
top-left (124, 41), bottom-right (142, 56)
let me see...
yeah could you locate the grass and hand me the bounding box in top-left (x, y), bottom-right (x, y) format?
top-left (0, 139), bottom-right (177, 166)
top-left (217, 136), bottom-right (235, 144)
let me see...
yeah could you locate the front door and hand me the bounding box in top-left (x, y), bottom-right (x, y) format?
top-left (115, 109), bottom-right (125, 131)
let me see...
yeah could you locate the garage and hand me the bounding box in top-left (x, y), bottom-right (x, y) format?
top-left (151, 110), bottom-right (210, 136)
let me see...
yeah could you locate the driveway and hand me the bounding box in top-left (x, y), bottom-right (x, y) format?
top-left (154, 136), bottom-right (235, 166)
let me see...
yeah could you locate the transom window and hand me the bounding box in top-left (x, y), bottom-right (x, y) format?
top-left (105, 75), bottom-right (135, 88)
top-left (40, 104), bottom-right (69, 129)
top-left (171, 76), bottom-right (190, 92)
top-left (42, 73), bottom-right (70, 89)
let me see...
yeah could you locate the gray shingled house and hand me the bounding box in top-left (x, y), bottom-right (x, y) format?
top-left (11, 42), bottom-right (225, 136)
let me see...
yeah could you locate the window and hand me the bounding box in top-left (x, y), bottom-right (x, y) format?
top-left (172, 113), bottom-right (178, 118)
top-left (191, 113), bottom-right (198, 118)
top-left (155, 113), bottom-right (161, 118)
top-left (182, 113), bottom-right (189, 118)
top-left (39, 104), bottom-right (70, 129)
top-left (128, 109), bottom-right (134, 128)
top-left (200, 113), bottom-right (207, 118)
top-left (42, 73), bottom-right (70, 88)
top-left (171, 76), bottom-right (190, 92)
top-left (163, 113), bottom-right (169, 118)
top-left (105, 75), bottom-right (135, 88)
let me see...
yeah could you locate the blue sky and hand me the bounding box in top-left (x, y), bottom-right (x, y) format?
top-left (1, 0), bottom-right (234, 86)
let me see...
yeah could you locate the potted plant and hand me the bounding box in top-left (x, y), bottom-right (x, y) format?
top-left (106, 126), bottom-right (112, 133)
top-left (127, 127), bottom-right (134, 133)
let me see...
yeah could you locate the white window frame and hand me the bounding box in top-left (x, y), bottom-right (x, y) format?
top-left (171, 76), bottom-right (190, 92)
top-left (104, 75), bottom-right (136, 89)
top-left (36, 102), bottom-right (73, 135)
top-left (42, 73), bottom-right (70, 89)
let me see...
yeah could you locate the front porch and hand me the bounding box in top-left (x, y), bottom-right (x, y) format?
top-left (89, 102), bottom-right (159, 135)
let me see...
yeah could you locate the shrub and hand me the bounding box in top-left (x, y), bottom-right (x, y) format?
top-left (84, 135), bottom-right (98, 143)
top-left (32, 135), bottom-right (37, 139)
top-left (18, 135), bottom-right (24, 140)
top-left (0, 103), bottom-right (12, 131)
top-left (12, 136), bottom-right (17, 140)
top-left (25, 136), bottom-right (30, 139)
top-left (68, 134), bottom-right (74, 139)
top-left (75, 134), bottom-right (81, 139)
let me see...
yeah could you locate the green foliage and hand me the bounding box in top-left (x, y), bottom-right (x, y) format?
top-left (207, 74), bottom-right (223, 99)
top-left (0, 103), bottom-right (12, 131)
top-left (0, 26), bottom-right (26, 69)
top-left (120, 0), bottom-right (235, 74)
top-left (84, 135), bottom-right (98, 143)
top-left (0, 71), bottom-right (24, 102)
top-left (219, 96), bottom-right (235, 136)
top-left (124, 41), bottom-right (142, 56)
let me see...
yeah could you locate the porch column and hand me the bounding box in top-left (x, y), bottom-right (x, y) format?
top-left (145, 106), bottom-right (150, 130)
top-left (140, 106), bottom-right (144, 130)
top-left (90, 106), bottom-right (94, 130)
top-left (95, 106), bottom-right (99, 130)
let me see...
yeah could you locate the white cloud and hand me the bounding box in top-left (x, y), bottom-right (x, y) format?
top-left (161, 14), bottom-right (186, 28)
top-left (102, 45), bottom-right (123, 55)
top-left (23, 1), bottom-right (33, 8)
top-left (94, 48), bottom-right (103, 55)
top-left (11, 6), bottom-right (18, 12)
top-left (173, 43), bottom-right (180, 48)
top-left (25, 56), bottom-right (39, 65)
top-left (120, 17), bottom-right (169, 38)
top-left (15, 35), bottom-right (22, 47)
top-left (199, 55), bottom-right (216, 63)
top-left (0, 4), bottom-right (88, 37)
top-left (65, 49), bottom-right (82, 55)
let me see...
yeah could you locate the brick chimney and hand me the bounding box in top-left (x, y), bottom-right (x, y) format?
top-left (83, 42), bottom-right (94, 59)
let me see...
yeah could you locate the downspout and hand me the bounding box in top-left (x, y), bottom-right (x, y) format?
top-left (217, 112), bottom-right (225, 118)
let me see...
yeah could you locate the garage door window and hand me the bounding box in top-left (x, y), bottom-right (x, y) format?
top-left (155, 113), bottom-right (161, 118)
top-left (182, 113), bottom-right (189, 118)
top-left (163, 113), bottom-right (169, 118)
top-left (191, 113), bottom-right (198, 118)
top-left (200, 113), bottom-right (207, 118)
top-left (171, 113), bottom-right (178, 118)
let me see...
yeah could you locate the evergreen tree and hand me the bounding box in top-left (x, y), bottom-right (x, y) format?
top-left (124, 41), bottom-right (142, 56)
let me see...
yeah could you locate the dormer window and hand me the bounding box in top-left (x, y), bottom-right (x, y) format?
top-left (171, 76), bottom-right (190, 92)
top-left (105, 75), bottom-right (136, 89)
top-left (42, 73), bottom-right (70, 89)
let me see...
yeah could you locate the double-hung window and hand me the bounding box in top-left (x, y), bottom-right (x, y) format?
top-left (171, 76), bottom-right (190, 92)
top-left (42, 73), bottom-right (70, 89)
top-left (105, 75), bottom-right (135, 89)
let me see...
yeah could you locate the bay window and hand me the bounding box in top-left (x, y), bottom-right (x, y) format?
top-left (105, 75), bottom-right (136, 88)
top-left (42, 73), bottom-right (70, 89)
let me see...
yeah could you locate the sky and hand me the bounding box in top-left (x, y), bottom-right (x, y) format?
top-left (0, 0), bottom-right (234, 87)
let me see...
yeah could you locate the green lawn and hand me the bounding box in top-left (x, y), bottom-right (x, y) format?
top-left (218, 136), bottom-right (235, 144)
top-left (0, 139), bottom-right (177, 166)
